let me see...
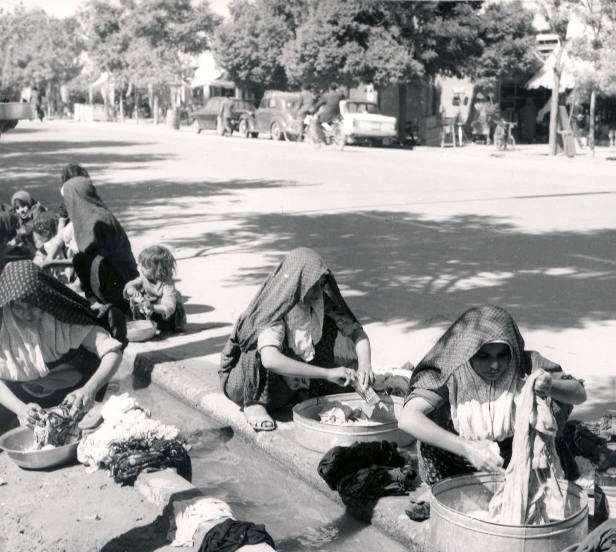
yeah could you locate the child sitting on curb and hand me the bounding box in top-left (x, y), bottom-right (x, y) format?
top-left (7, 190), bottom-right (46, 258)
top-left (124, 245), bottom-right (187, 334)
top-left (32, 211), bottom-right (75, 284)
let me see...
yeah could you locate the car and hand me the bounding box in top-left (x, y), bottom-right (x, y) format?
top-left (190, 97), bottom-right (256, 135)
top-left (339, 100), bottom-right (397, 146)
top-left (247, 91), bottom-right (302, 141)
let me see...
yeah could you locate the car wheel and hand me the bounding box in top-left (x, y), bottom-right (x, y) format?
top-left (270, 121), bottom-right (283, 141)
top-left (238, 119), bottom-right (249, 138)
top-left (250, 132), bottom-right (259, 139)
top-left (193, 120), bottom-right (201, 134)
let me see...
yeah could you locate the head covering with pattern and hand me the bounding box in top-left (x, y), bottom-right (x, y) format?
top-left (11, 190), bottom-right (36, 208)
top-left (0, 260), bottom-right (102, 327)
top-left (219, 248), bottom-right (361, 404)
top-left (409, 305), bottom-right (559, 394)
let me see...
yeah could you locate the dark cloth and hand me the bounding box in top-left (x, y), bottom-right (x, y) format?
top-left (337, 465), bottom-right (416, 509)
top-left (198, 519), bottom-right (276, 552)
top-left (107, 438), bottom-right (192, 486)
top-left (573, 520), bottom-right (616, 552)
top-left (406, 498), bottom-right (430, 522)
top-left (557, 420), bottom-right (616, 477)
top-left (373, 373), bottom-right (411, 397)
top-left (219, 248), bottom-right (361, 407)
top-left (315, 91), bottom-right (345, 123)
top-left (0, 206), bottom-right (18, 271)
top-left (62, 177), bottom-right (138, 308)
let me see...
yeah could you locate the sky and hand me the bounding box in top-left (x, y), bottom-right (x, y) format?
top-left (3, 0), bottom-right (231, 18)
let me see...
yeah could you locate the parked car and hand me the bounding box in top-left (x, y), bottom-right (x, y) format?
top-left (339, 100), bottom-right (397, 146)
top-left (245, 91), bottom-right (302, 141)
top-left (190, 97), bottom-right (256, 135)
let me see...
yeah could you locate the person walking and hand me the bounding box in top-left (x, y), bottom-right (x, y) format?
top-left (218, 96), bottom-right (234, 136)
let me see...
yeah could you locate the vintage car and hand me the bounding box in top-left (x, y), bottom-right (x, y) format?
top-left (242, 91), bottom-right (302, 141)
top-left (339, 100), bottom-right (397, 146)
top-left (190, 97), bottom-right (256, 135)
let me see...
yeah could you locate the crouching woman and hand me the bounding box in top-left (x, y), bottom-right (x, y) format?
top-left (220, 248), bottom-right (374, 432)
top-left (0, 261), bottom-right (123, 432)
top-left (399, 305), bottom-right (586, 485)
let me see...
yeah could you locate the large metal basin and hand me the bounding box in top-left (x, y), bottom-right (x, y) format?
top-left (430, 472), bottom-right (588, 552)
top-left (0, 427), bottom-right (79, 470)
top-left (292, 392), bottom-right (414, 453)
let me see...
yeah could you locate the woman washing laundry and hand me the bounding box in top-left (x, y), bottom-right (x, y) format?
top-left (399, 305), bottom-right (588, 485)
top-left (0, 261), bottom-right (123, 434)
top-left (219, 247), bottom-right (374, 432)
top-left (61, 175), bottom-right (138, 316)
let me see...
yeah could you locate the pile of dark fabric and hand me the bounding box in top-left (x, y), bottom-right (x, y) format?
top-left (107, 438), bottom-right (191, 486)
top-left (32, 403), bottom-right (83, 449)
top-left (557, 421), bottom-right (616, 480)
top-left (566, 519), bottom-right (616, 552)
top-left (198, 519), bottom-right (276, 552)
top-left (318, 441), bottom-right (416, 520)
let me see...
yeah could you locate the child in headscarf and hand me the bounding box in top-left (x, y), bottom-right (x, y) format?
top-left (220, 248), bottom-right (374, 432)
top-left (6, 190), bottom-right (46, 259)
top-left (61, 176), bottom-right (138, 313)
top-left (124, 245), bottom-right (186, 333)
top-left (0, 261), bottom-right (124, 433)
top-left (399, 305), bottom-right (588, 486)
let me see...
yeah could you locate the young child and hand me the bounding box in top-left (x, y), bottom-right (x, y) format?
top-left (124, 245), bottom-right (187, 333)
top-left (31, 211), bottom-right (74, 284)
top-left (7, 190), bottom-right (46, 258)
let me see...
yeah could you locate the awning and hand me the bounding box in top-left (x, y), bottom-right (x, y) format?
top-left (526, 44), bottom-right (592, 91)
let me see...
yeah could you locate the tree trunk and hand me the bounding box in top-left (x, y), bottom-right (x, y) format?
top-left (134, 88), bottom-right (139, 123)
top-left (589, 88), bottom-right (596, 157)
top-left (548, 46), bottom-right (564, 156)
top-left (154, 94), bottom-right (159, 125)
top-left (119, 94), bottom-right (124, 122)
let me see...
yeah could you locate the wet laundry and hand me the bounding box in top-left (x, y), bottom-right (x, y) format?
top-left (31, 403), bottom-right (82, 450)
top-left (318, 402), bottom-right (379, 426)
top-left (197, 519), bottom-right (276, 552)
top-left (169, 497), bottom-right (235, 547)
top-left (405, 498), bottom-right (430, 522)
top-left (107, 437), bottom-right (191, 485)
top-left (488, 371), bottom-right (566, 525)
top-left (575, 519), bottom-right (616, 552)
top-left (373, 371), bottom-right (412, 398)
top-left (318, 441), bottom-right (416, 513)
top-left (77, 393), bottom-right (180, 468)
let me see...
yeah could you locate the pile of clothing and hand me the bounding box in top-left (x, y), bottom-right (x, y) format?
top-left (77, 394), bottom-right (190, 485)
top-left (318, 441), bottom-right (416, 519)
top-left (318, 403), bottom-right (379, 426)
top-left (31, 403), bottom-right (82, 450)
top-left (168, 496), bottom-right (276, 551)
top-left (488, 372), bottom-right (566, 525)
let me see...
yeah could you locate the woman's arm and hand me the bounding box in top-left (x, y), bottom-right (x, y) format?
top-left (352, 329), bottom-right (374, 388)
top-left (400, 397), bottom-right (505, 472)
top-left (535, 371), bottom-right (586, 405)
top-left (65, 350), bottom-right (122, 416)
top-left (260, 346), bottom-right (355, 387)
top-left (0, 380), bottom-right (42, 427)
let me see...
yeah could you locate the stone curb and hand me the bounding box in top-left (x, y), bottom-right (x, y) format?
top-left (125, 345), bottom-right (432, 551)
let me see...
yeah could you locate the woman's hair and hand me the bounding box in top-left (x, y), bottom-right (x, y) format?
top-left (61, 163), bottom-right (90, 184)
top-left (138, 245), bottom-right (177, 283)
top-left (32, 211), bottom-right (59, 241)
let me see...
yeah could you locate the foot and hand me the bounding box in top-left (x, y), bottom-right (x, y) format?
top-left (243, 404), bottom-right (276, 432)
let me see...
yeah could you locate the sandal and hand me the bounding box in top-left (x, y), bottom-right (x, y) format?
top-left (243, 405), bottom-right (276, 432)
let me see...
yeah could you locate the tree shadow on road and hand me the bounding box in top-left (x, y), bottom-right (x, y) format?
top-left (167, 210), bottom-right (616, 333)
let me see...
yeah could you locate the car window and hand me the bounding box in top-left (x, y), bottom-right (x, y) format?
top-left (259, 96), bottom-right (269, 109)
top-left (234, 100), bottom-right (254, 111)
top-left (268, 97), bottom-right (277, 108)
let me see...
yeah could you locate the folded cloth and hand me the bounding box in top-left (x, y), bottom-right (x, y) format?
top-left (170, 497), bottom-right (235, 547)
top-left (107, 438), bottom-right (191, 485)
top-left (575, 519), bottom-right (616, 552)
top-left (318, 441), bottom-right (406, 490)
top-left (198, 519), bottom-right (276, 552)
top-left (405, 498), bottom-right (430, 522)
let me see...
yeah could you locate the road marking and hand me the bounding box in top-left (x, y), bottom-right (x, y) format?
top-left (572, 254), bottom-right (616, 266)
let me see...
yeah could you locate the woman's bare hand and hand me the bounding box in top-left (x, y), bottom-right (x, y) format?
top-left (326, 367), bottom-right (356, 387)
top-left (463, 440), bottom-right (504, 473)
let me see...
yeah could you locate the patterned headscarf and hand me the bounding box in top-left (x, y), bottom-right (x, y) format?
top-left (410, 305), bottom-right (538, 392)
top-left (0, 260), bottom-right (102, 326)
top-left (219, 248), bottom-right (361, 404)
top-left (11, 190), bottom-right (35, 208)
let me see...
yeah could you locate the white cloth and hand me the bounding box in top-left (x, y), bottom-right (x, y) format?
top-left (169, 497), bottom-right (235, 547)
top-left (237, 545), bottom-right (276, 552)
top-left (77, 393), bottom-right (179, 467)
top-left (447, 361), bottom-right (522, 442)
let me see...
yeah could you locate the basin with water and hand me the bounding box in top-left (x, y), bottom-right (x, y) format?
top-left (430, 472), bottom-right (588, 552)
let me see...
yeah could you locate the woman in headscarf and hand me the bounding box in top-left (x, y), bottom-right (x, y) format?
top-left (0, 206), bottom-right (18, 272)
top-left (399, 305), bottom-right (587, 485)
top-left (0, 261), bottom-right (123, 432)
top-left (61, 176), bottom-right (138, 312)
top-left (220, 248), bottom-right (374, 431)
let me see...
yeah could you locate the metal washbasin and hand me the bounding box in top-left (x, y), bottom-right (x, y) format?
top-left (292, 392), bottom-right (414, 453)
top-left (0, 426), bottom-right (80, 470)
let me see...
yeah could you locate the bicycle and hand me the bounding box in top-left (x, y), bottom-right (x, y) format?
top-left (305, 115), bottom-right (344, 149)
top-left (494, 120), bottom-right (516, 151)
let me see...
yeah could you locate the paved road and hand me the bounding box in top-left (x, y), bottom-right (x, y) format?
top-left (2, 120), bottom-right (615, 418)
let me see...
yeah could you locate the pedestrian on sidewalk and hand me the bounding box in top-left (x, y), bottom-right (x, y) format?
top-left (219, 247), bottom-right (374, 432)
top-left (218, 97), bottom-right (234, 136)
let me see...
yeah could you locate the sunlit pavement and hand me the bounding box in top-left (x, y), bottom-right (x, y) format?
top-left (2, 119), bottom-right (615, 419)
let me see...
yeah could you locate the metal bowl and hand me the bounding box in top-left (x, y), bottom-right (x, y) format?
top-left (292, 392), bottom-right (415, 453)
top-left (0, 427), bottom-right (79, 470)
top-left (127, 319), bottom-right (157, 342)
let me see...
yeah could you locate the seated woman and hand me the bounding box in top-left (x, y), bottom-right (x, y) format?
top-left (0, 261), bottom-right (123, 433)
top-left (61, 176), bottom-right (138, 314)
top-left (400, 305), bottom-right (588, 486)
top-left (220, 248), bottom-right (374, 432)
